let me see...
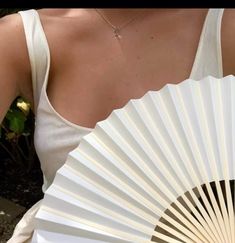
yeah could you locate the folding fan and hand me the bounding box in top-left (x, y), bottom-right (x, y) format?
top-left (32, 75), bottom-right (235, 243)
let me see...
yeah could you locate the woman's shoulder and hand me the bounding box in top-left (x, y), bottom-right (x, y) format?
top-left (35, 8), bottom-right (89, 21)
top-left (36, 8), bottom-right (79, 17)
top-left (33, 8), bottom-right (92, 39)
top-left (0, 12), bottom-right (31, 74)
top-left (0, 12), bottom-right (33, 107)
top-left (0, 11), bottom-right (24, 37)
top-left (221, 9), bottom-right (235, 76)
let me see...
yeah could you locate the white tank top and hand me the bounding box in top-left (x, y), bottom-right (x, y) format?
top-left (18, 9), bottom-right (224, 193)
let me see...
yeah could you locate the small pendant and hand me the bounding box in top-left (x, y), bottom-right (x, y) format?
top-left (113, 28), bottom-right (122, 39)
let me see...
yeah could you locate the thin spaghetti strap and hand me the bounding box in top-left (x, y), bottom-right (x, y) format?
top-left (18, 9), bottom-right (50, 112)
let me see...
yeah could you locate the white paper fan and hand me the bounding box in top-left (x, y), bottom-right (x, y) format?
top-left (32, 75), bottom-right (235, 243)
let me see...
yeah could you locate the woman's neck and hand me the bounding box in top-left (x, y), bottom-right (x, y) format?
top-left (96, 9), bottom-right (153, 26)
top-left (95, 9), bottom-right (183, 27)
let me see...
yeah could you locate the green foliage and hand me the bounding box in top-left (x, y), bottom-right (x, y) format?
top-left (6, 109), bottom-right (26, 134)
top-left (0, 97), bottom-right (36, 172)
top-left (3, 97), bottom-right (30, 136)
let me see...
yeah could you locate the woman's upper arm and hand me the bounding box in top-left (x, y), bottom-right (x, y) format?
top-left (221, 9), bottom-right (235, 76)
top-left (0, 12), bottom-right (32, 124)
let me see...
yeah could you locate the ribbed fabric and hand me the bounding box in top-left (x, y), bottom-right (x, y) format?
top-left (8, 8), bottom-right (224, 243)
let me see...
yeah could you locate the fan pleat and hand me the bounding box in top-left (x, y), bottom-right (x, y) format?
top-left (53, 167), bottom-right (154, 228)
top-left (35, 209), bottom-right (141, 243)
top-left (42, 187), bottom-right (153, 239)
top-left (32, 229), bottom-right (135, 243)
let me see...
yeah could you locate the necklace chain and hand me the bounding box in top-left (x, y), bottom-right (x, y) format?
top-left (95, 9), bottom-right (143, 39)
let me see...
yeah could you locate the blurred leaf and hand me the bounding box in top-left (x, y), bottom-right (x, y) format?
top-left (5, 132), bottom-right (16, 141)
top-left (17, 98), bottom-right (30, 116)
top-left (6, 109), bottom-right (26, 134)
top-left (22, 131), bottom-right (30, 137)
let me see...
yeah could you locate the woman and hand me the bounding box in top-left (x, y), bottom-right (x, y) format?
top-left (0, 8), bottom-right (234, 242)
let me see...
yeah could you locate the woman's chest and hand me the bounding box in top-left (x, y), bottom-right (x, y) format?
top-left (44, 9), bottom-right (208, 129)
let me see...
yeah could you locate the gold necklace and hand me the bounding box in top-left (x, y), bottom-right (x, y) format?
top-left (95, 9), bottom-right (144, 40)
